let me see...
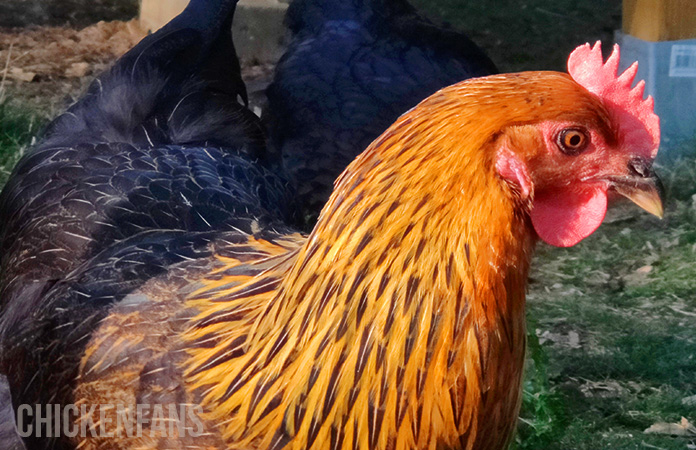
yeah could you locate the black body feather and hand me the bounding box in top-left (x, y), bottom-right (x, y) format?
top-left (0, 1), bottom-right (292, 448)
top-left (265, 0), bottom-right (496, 227)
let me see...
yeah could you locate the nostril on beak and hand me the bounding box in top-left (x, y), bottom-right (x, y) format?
top-left (628, 157), bottom-right (651, 178)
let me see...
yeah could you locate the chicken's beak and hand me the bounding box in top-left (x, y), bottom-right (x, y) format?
top-left (608, 157), bottom-right (664, 219)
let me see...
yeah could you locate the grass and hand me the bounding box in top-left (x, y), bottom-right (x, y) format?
top-left (513, 143), bottom-right (696, 449)
top-left (0, 99), bottom-right (42, 186)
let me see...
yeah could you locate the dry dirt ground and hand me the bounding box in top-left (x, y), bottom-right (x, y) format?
top-left (0, 20), bottom-right (275, 117)
top-left (0, 20), bottom-right (146, 113)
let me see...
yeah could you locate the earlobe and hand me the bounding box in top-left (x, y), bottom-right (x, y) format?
top-left (496, 147), bottom-right (532, 199)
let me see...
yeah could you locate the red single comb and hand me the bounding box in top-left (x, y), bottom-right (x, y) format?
top-left (568, 41), bottom-right (660, 159)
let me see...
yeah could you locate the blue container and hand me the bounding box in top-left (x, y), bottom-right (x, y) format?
top-left (616, 32), bottom-right (696, 147)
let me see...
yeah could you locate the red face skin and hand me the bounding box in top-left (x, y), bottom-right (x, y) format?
top-left (530, 121), bottom-right (612, 247)
top-left (496, 117), bottom-right (660, 247)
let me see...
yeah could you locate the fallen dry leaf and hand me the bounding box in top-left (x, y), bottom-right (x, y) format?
top-left (669, 305), bottom-right (696, 317)
top-left (639, 440), bottom-right (665, 450)
top-left (682, 395), bottom-right (696, 407)
top-left (65, 62), bottom-right (90, 78)
top-left (644, 417), bottom-right (696, 436)
top-left (538, 329), bottom-right (582, 349)
top-left (7, 67), bottom-right (35, 82)
top-left (579, 379), bottom-right (626, 399)
top-left (636, 265), bottom-right (653, 274)
top-left (622, 267), bottom-right (652, 286)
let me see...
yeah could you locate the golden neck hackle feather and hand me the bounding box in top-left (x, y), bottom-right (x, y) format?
top-left (182, 74), bottom-right (601, 450)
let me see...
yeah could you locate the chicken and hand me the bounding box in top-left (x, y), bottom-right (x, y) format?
top-left (170, 44), bottom-right (662, 450)
top-left (264, 0), bottom-right (497, 227)
top-left (0, 0), bottom-right (663, 449)
top-left (0, 0), bottom-right (292, 448)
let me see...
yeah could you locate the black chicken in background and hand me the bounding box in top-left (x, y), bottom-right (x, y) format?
top-left (0, 0), bottom-right (495, 448)
top-left (0, 0), bottom-right (286, 323)
top-left (265, 0), bottom-right (497, 227)
top-left (0, 0), bottom-right (294, 448)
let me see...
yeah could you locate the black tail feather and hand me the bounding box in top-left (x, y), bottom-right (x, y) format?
top-left (42, 0), bottom-right (253, 151)
top-left (108, 0), bottom-right (245, 100)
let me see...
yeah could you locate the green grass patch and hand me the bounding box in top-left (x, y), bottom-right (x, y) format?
top-left (0, 99), bottom-right (42, 188)
top-left (518, 140), bottom-right (696, 449)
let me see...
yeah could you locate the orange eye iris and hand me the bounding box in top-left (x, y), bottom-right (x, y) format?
top-left (557, 128), bottom-right (589, 155)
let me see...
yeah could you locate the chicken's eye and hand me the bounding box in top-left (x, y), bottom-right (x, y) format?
top-left (557, 128), bottom-right (589, 155)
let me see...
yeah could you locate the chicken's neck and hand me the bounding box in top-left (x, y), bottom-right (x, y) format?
top-left (189, 91), bottom-right (537, 450)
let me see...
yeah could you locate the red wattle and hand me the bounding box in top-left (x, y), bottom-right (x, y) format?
top-left (531, 185), bottom-right (608, 247)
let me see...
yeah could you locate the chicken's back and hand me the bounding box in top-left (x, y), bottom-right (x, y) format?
top-left (265, 0), bottom-right (497, 227)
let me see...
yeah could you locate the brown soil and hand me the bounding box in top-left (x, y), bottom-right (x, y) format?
top-left (0, 20), bottom-right (276, 117)
top-left (0, 20), bottom-right (147, 113)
